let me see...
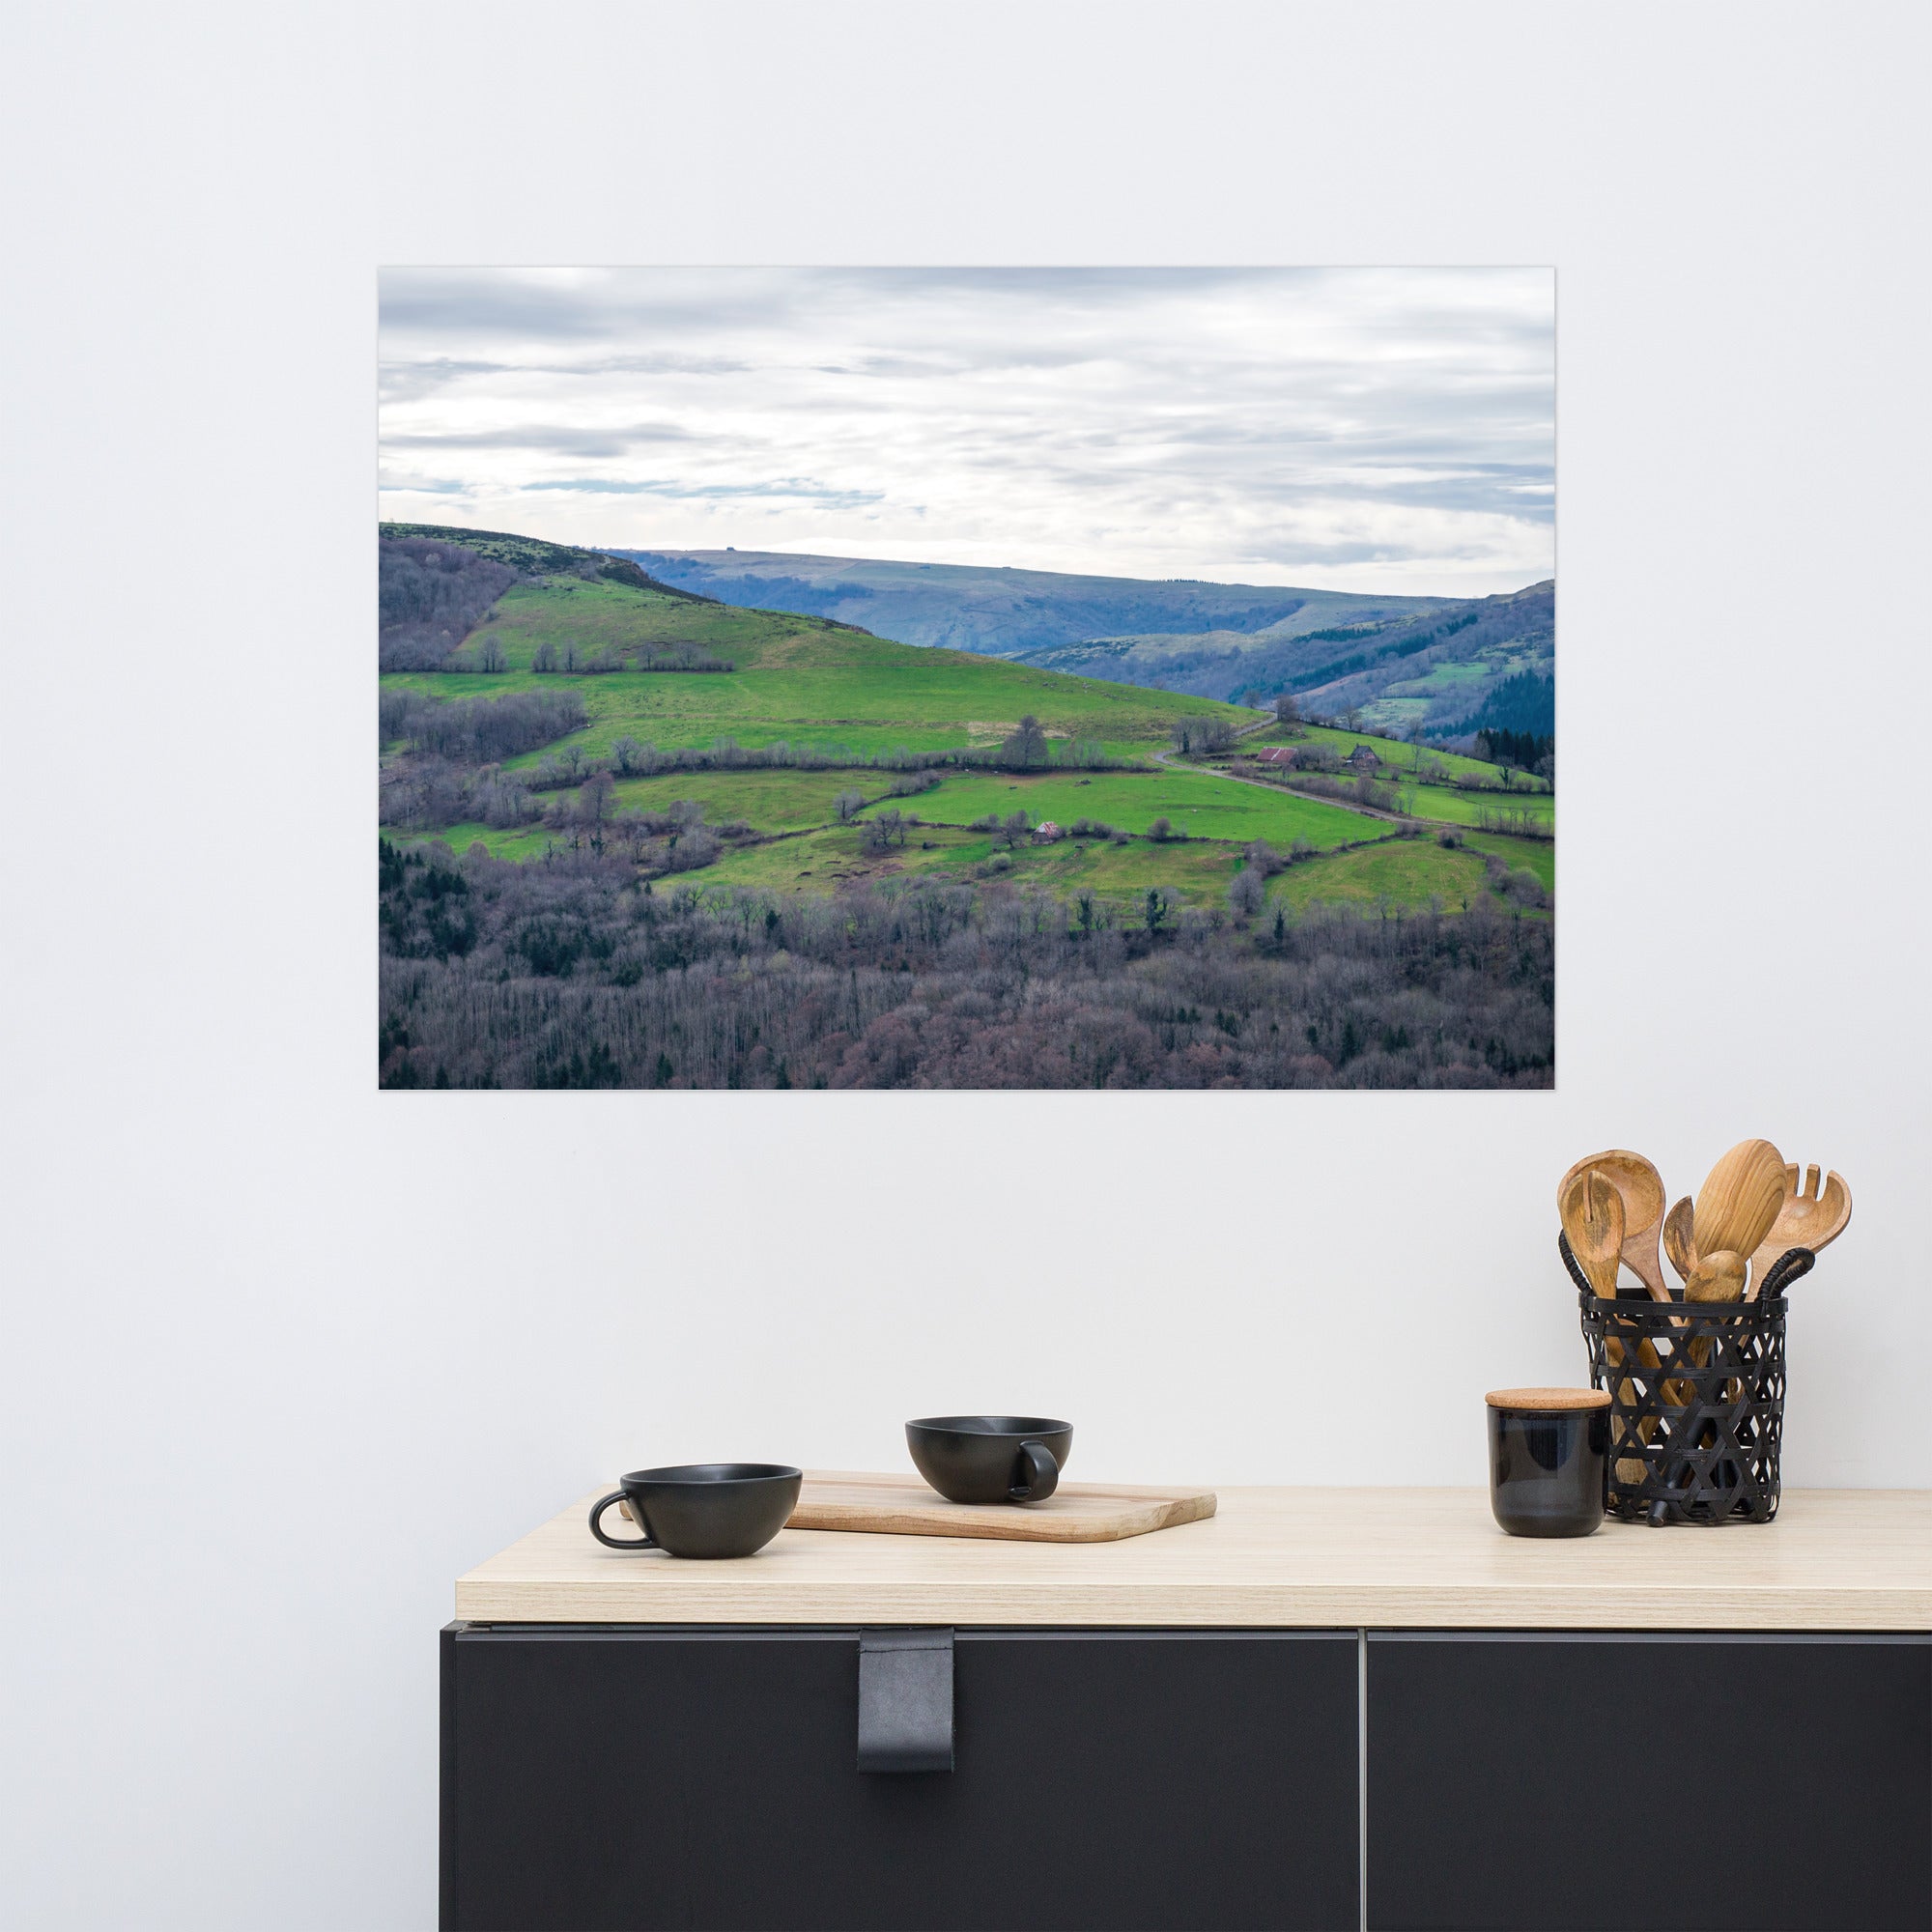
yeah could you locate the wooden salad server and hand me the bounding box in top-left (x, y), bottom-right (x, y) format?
top-left (1559, 1168), bottom-right (1625, 1297)
top-left (1747, 1165), bottom-right (1852, 1298)
top-left (1560, 1169), bottom-right (1649, 1482)
top-left (1557, 1150), bottom-right (1669, 1300)
top-left (1692, 1139), bottom-right (1787, 1268)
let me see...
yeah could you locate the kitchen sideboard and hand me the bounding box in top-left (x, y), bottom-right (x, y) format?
top-left (443, 1486), bottom-right (1932, 1932)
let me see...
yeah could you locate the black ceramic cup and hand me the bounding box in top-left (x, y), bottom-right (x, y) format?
top-left (1486, 1388), bottom-right (1608, 1538)
top-left (905, 1416), bottom-right (1072, 1505)
top-left (587, 1463), bottom-right (803, 1558)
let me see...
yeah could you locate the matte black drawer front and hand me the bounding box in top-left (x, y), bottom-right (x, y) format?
top-left (1366, 1633), bottom-right (1932, 1932)
top-left (442, 1627), bottom-right (1360, 1932)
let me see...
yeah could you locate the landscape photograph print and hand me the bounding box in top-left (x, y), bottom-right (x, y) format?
top-left (379, 267), bottom-right (1555, 1090)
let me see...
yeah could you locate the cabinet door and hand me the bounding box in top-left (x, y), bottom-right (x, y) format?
top-left (1366, 1632), bottom-right (1931, 1931)
top-left (442, 1625), bottom-right (1360, 1932)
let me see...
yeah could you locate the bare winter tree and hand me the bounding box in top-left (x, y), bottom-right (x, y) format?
top-left (579, 773), bottom-right (614, 826)
top-left (379, 846), bottom-right (1555, 1090)
top-left (863, 808), bottom-right (909, 852)
top-left (1002, 714), bottom-right (1050, 768)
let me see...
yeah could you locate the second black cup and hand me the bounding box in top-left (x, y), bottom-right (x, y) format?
top-left (906, 1416), bottom-right (1072, 1504)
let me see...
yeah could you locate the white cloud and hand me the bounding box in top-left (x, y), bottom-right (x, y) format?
top-left (379, 268), bottom-right (1553, 595)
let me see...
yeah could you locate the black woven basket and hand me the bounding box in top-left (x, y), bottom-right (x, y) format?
top-left (1563, 1234), bottom-right (1812, 1525)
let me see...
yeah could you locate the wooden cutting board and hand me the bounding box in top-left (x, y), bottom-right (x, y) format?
top-left (785, 1470), bottom-right (1217, 1544)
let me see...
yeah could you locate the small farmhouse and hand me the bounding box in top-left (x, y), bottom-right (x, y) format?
top-left (1252, 747), bottom-right (1296, 767)
top-left (1035, 821), bottom-right (1063, 840)
top-left (1344, 744), bottom-right (1382, 773)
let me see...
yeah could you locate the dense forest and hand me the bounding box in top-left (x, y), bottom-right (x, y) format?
top-left (380, 841), bottom-right (1553, 1090)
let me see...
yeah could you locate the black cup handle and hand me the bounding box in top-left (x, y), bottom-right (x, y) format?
top-left (1009, 1440), bottom-right (1060, 1503)
top-left (588, 1491), bottom-right (657, 1550)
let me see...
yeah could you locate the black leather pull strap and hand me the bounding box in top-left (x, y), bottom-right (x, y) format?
top-left (857, 1629), bottom-right (954, 1773)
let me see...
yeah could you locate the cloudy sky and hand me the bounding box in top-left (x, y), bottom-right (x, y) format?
top-left (379, 268), bottom-right (1553, 595)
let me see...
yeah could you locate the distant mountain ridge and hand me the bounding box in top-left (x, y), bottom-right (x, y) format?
top-left (618, 548), bottom-right (1449, 658)
top-left (1026, 580), bottom-right (1554, 740)
top-left (618, 546), bottom-right (1551, 740)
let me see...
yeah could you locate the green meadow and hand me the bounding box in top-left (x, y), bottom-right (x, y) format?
top-left (387, 577), bottom-right (1252, 769)
top-left (382, 548), bottom-right (1554, 920)
top-left (859, 768), bottom-right (1373, 847)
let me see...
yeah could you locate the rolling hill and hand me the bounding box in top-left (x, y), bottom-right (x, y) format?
top-left (377, 524), bottom-right (1554, 1088)
top-left (619, 546), bottom-right (1551, 740)
top-left (378, 522), bottom-right (1551, 897)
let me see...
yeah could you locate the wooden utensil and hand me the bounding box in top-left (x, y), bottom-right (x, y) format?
top-left (1560, 1170), bottom-right (1649, 1482)
top-left (1662, 1197), bottom-right (1698, 1285)
top-left (1747, 1165), bottom-right (1852, 1298)
top-left (1658, 1201), bottom-right (1707, 1404)
top-left (1692, 1139), bottom-right (1787, 1266)
top-left (1557, 1150), bottom-right (1669, 1300)
top-left (1684, 1249), bottom-right (1747, 1303)
top-left (1559, 1168), bottom-right (1625, 1297)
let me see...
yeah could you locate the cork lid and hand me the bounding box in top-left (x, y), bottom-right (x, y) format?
top-left (1485, 1386), bottom-right (1611, 1411)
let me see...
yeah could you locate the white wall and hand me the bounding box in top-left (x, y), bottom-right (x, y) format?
top-left (5, 2), bottom-right (1927, 1925)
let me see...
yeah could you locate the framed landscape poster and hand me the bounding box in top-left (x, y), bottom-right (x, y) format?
top-left (379, 268), bottom-right (1554, 1090)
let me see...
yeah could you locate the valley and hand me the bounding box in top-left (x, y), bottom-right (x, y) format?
top-left (378, 524), bottom-right (1555, 1088)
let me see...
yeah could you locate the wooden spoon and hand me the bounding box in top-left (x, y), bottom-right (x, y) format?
top-left (1662, 1197), bottom-right (1698, 1285)
top-left (1559, 1168), bottom-right (1625, 1297)
top-left (1692, 1139), bottom-right (1787, 1264)
top-left (1684, 1249), bottom-right (1747, 1303)
top-left (1747, 1165), bottom-right (1852, 1298)
top-left (1557, 1150), bottom-right (1669, 1300)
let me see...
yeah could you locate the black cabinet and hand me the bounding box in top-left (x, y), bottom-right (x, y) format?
top-left (1365, 1633), bottom-right (1932, 1931)
top-left (441, 1626), bottom-right (1361, 1932)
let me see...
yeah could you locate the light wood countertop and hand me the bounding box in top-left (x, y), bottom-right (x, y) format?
top-left (455, 1482), bottom-right (1932, 1631)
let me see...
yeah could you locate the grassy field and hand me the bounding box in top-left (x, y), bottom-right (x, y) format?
top-left (605, 770), bottom-right (875, 832)
top-left (386, 578), bottom-right (1256, 769)
top-left (679, 822), bottom-right (1244, 903)
top-left (859, 768), bottom-right (1372, 847)
top-left (1400, 782), bottom-right (1554, 830)
top-left (404, 813), bottom-right (1555, 921)
top-left (383, 540), bottom-right (1555, 921)
top-left (1263, 838), bottom-right (1491, 912)
top-left (1248, 722), bottom-right (1549, 787)
top-left (1465, 830), bottom-right (1555, 894)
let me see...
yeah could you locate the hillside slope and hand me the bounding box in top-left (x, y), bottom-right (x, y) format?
top-left (1023, 580), bottom-right (1554, 737)
top-left (618, 545), bottom-right (1551, 739)
top-left (378, 524), bottom-right (1258, 765)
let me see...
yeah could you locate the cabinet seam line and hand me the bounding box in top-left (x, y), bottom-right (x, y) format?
top-left (1358, 1626), bottom-right (1368, 1932)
